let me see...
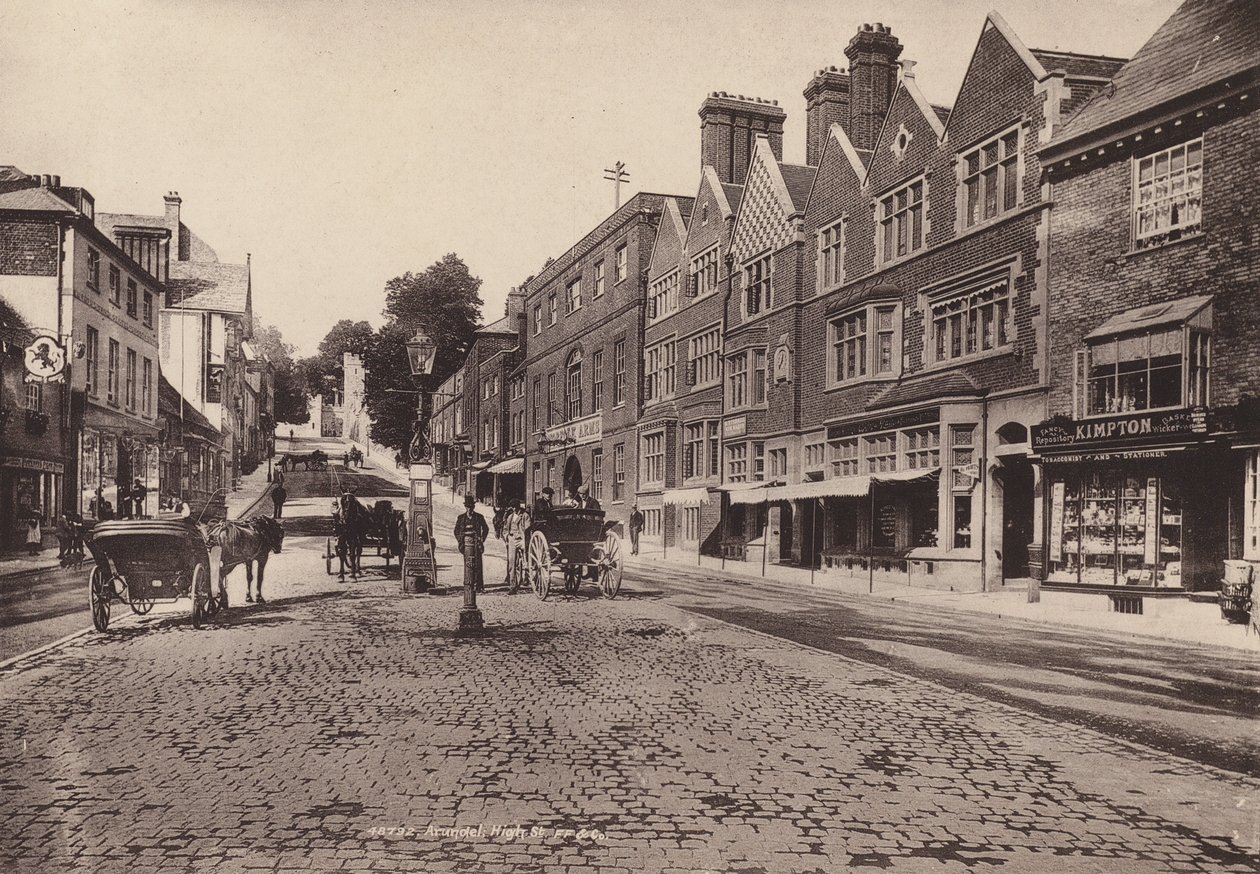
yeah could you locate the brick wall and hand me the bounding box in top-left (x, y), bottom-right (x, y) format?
top-left (1047, 104), bottom-right (1260, 415)
top-left (0, 219), bottom-right (57, 275)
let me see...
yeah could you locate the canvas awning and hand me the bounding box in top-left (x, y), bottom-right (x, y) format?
top-left (873, 467), bottom-right (940, 485)
top-left (487, 457), bottom-right (524, 475)
top-left (720, 482), bottom-right (770, 505)
top-left (765, 476), bottom-right (872, 501)
top-left (662, 487), bottom-right (711, 507)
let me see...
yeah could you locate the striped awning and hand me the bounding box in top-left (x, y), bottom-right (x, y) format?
top-left (721, 482), bottom-right (770, 505)
top-left (487, 456), bottom-right (524, 475)
top-left (662, 487), bottom-right (711, 507)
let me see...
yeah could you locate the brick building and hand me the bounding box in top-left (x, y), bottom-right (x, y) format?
top-left (0, 298), bottom-right (70, 553)
top-left (522, 193), bottom-right (683, 531)
top-left (466, 290), bottom-right (525, 505)
top-left (1036, 0), bottom-right (1260, 593)
top-left (750, 15), bottom-right (1123, 592)
top-left (0, 176), bottom-right (165, 522)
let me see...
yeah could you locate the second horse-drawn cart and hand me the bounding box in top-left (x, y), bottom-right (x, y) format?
top-left (511, 508), bottom-right (624, 599)
top-left (85, 519), bottom-right (220, 631)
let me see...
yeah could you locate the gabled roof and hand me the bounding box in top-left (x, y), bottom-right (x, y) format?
top-left (167, 260), bottom-right (249, 313)
top-left (778, 163), bottom-right (816, 213)
top-left (1047, 0), bottom-right (1260, 154)
top-left (803, 123), bottom-right (868, 217)
top-left (647, 197), bottom-right (690, 274)
top-left (0, 186), bottom-right (74, 213)
top-left (720, 182), bottom-right (744, 215)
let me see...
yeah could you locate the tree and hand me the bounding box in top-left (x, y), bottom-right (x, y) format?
top-left (300, 319), bottom-right (374, 398)
top-left (252, 322), bottom-right (310, 424)
top-left (364, 254), bottom-right (484, 451)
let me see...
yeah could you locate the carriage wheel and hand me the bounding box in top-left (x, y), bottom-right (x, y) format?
top-left (89, 566), bottom-right (111, 632)
top-left (325, 537), bottom-right (334, 576)
top-left (130, 593), bottom-right (155, 616)
top-left (191, 563), bottom-right (210, 629)
top-left (599, 533), bottom-right (624, 599)
top-left (527, 531), bottom-right (551, 601)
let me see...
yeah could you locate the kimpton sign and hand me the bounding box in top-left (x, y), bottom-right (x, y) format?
top-left (1032, 408), bottom-right (1208, 451)
top-left (541, 413), bottom-right (602, 450)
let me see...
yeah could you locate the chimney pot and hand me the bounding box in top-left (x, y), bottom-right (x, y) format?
top-left (51, 175), bottom-right (60, 187)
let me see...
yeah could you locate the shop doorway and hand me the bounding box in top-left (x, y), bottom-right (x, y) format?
top-left (1001, 459), bottom-right (1034, 579)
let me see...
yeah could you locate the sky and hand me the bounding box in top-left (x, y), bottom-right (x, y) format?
top-left (0, 0), bottom-right (1182, 356)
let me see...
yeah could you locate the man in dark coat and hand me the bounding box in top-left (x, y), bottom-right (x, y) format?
top-left (629, 504), bottom-right (644, 556)
top-left (454, 495), bottom-right (489, 594)
top-left (272, 483), bottom-right (288, 519)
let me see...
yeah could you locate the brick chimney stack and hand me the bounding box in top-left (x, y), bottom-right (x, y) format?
top-left (698, 92), bottom-right (787, 186)
top-left (844, 23), bottom-right (903, 152)
top-left (803, 66), bottom-right (850, 166)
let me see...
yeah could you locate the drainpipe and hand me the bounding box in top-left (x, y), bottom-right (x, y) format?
top-left (980, 391), bottom-right (991, 592)
top-left (719, 253), bottom-right (735, 571)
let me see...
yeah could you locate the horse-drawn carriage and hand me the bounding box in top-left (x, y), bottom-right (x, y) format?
top-left (85, 519), bottom-right (220, 631)
top-left (281, 449), bottom-right (328, 472)
top-left (325, 497), bottom-right (405, 578)
top-left (512, 507), bottom-right (623, 599)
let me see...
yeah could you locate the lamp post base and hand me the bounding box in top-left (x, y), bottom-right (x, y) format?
top-left (457, 606), bottom-right (484, 633)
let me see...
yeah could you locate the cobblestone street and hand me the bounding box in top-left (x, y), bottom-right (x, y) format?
top-left (1, 490), bottom-right (1257, 874)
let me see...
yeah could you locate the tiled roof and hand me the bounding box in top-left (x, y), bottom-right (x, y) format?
top-left (0, 166), bottom-right (31, 184)
top-left (930, 104), bottom-right (952, 125)
top-left (167, 260), bottom-right (249, 313)
top-left (479, 314), bottom-right (515, 334)
top-left (866, 371), bottom-right (980, 411)
top-left (778, 163), bottom-right (816, 213)
top-left (0, 186), bottom-right (74, 213)
top-left (96, 211), bottom-right (166, 237)
top-left (1029, 49), bottom-right (1127, 80)
top-left (158, 375), bottom-right (220, 438)
top-left (721, 183), bottom-right (744, 215)
top-left (1047, 0), bottom-right (1260, 153)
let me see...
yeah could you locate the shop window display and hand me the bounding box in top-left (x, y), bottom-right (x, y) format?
top-left (1048, 472), bottom-right (1182, 587)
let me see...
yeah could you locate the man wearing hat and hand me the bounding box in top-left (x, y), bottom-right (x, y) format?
top-left (534, 486), bottom-right (555, 516)
top-left (454, 495), bottom-right (490, 594)
top-left (503, 501), bottom-right (530, 586)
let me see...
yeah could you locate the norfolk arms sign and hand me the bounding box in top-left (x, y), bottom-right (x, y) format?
top-left (1031, 408), bottom-right (1209, 452)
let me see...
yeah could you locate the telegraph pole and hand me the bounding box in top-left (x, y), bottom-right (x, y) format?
top-left (603, 161), bottom-right (630, 210)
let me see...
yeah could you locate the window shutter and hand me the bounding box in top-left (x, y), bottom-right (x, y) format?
top-left (685, 361), bottom-right (696, 386)
top-left (1073, 349), bottom-right (1087, 419)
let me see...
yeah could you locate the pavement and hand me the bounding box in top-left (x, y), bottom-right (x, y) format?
top-left (350, 445), bottom-right (1260, 654)
top-left (2, 491), bottom-right (1258, 873)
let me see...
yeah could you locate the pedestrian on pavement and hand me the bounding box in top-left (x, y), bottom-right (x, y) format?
top-left (26, 515), bottom-right (42, 555)
top-left (289, 428), bottom-right (294, 442)
top-left (117, 481), bottom-right (132, 519)
top-left (629, 504), bottom-right (644, 556)
top-left (272, 483), bottom-right (288, 519)
top-left (503, 502), bottom-right (530, 585)
top-left (454, 495), bottom-right (489, 594)
top-left (343, 451), bottom-right (350, 468)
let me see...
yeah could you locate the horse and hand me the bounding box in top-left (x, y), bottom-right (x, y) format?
top-left (333, 493), bottom-right (368, 579)
top-left (208, 516), bottom-right (286, 605)
top-left (348, 446), bottom-right (364, 468)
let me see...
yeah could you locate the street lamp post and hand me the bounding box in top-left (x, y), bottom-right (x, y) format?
top-left (404, 328), bottom-right (484, 633)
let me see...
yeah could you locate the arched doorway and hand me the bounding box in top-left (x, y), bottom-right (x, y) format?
top-left (563, 454), bottom-right (583, 499)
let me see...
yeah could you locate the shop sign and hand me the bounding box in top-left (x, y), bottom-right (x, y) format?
top-left (23, 335), bottom-right (66, 382)
top-left (723, 416), bottom-right (747, 438)
top-left (0, 456), bottom-right (65, 474)
top-left (542, 413), bottom-right (601, 449)
top-left (1032, 408), bottom-right (1207, 451)
top-left (1043, 448), bottom-right (1173, 464)
top-left (828, 407), bottom-right (938, 440)
top-left (206, 363), bottom-right (225, 404)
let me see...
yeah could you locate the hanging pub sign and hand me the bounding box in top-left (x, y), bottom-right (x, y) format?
top-left (206, 363), bottom-right (225, 403)
top-left (1031, 408), bottom-right (1209, 452)
top-left (23, 335), bottom-right (66, 382)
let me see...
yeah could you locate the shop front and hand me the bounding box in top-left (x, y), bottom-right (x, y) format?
top-left (80, 427), bottom-right (161, 521)
top-left (1034, 408), bottom-right (1229, 591)
top-left (0, 456), bottom-right (64, 552)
